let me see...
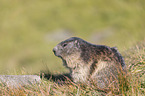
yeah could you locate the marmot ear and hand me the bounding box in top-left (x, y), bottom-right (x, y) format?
top-left (74, 40), bottom-right (80, 48)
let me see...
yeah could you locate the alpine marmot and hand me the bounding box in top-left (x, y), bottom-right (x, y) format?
top-left (53, 37), bottom-right (127, 90)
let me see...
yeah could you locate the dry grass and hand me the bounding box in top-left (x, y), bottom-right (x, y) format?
top-left (0, 41), bottom-right (145, 96)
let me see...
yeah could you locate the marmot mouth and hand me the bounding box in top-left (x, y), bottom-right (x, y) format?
top-left (53, 51), bottom-right (62, 58)
top-left (53, 48), bottom-right (63, 58)
top-left (53, 48), bottom-right (59, 56)
top-left (53, 48), bottom-right (56, 55)
top-left (53, 52), bottom-right (60, 57)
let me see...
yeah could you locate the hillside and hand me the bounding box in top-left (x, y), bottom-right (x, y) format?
top-left (0, 0), bottom-right (145, 95)
top-left (0, 40), bottom-right (144, 95)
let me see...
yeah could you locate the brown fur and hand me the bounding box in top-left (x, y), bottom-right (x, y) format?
top-left (53, 37), bottom-right (127, 90)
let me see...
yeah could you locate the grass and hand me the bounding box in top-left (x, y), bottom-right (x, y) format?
top-left (0, 40), bottom-right (144, 95)
top-left (0, 0), bottom-right (145, 95)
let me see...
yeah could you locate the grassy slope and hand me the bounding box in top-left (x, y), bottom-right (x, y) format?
top-left (0, 0), bottom-right (145, 95)
top-left (0, 40), bottom-right (144, 95)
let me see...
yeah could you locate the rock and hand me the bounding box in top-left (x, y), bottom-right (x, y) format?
top-left (0, 75), bottom-right (41, 88)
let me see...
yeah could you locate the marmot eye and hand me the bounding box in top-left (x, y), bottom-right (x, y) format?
top-left (62, 43), bottom-right (68, 47)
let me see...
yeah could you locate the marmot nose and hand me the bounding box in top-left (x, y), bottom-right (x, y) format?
top-left (53, 47), bottom-right (57, 55)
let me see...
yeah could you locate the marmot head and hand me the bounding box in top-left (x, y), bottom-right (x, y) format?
top-left (53, 37), bottom-right (81, 59)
